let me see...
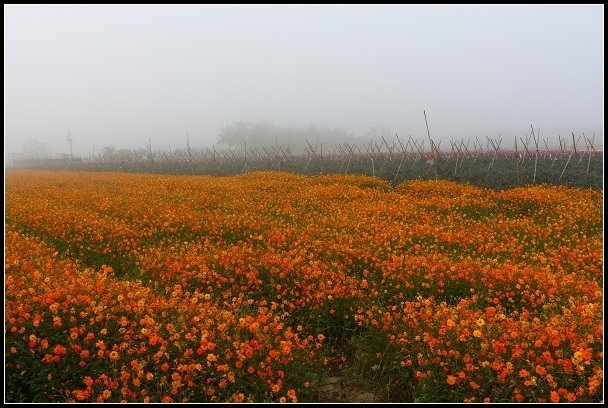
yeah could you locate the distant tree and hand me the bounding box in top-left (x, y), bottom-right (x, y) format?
top-left (218, 120), bottom-right (253, 146)
top-left (217, 120), bottom-right (360, 153)
top-left (133, 148), bottom-right (148, 160)
top-left (114, 148), bottom-right (133, 161)
top-left (21, 138), bottom-right (49, 158)
top-left (363, 126), bottom-right (392, 141)
top-left (100, 145), bottom-right (116, 160)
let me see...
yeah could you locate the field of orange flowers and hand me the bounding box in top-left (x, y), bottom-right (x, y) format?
top-left (5, 170), bottom-right (603, 403)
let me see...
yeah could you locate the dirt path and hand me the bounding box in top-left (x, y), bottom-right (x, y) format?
top-left (312, 376), bottom-right (381, 403)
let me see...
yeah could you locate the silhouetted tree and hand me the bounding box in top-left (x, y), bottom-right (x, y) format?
top-left (21, 138), bottom-right (49, 158)
top-left (100, 145), bottom-right (116, 160)
top-left (217, 120), bottom-right (363, 153)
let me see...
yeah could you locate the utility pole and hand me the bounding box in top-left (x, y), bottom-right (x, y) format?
top-left (67, 131), bottom-right (73, 158)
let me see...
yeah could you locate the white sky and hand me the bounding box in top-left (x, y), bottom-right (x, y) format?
top-left (4, 4), bottom-right (604, 155)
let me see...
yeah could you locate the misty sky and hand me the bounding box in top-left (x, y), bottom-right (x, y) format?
top-left (4, 4), bottom-right (604, 156)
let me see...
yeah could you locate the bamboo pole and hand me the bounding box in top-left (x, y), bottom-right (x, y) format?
top-left (423, 110), bottom-right (438, 179)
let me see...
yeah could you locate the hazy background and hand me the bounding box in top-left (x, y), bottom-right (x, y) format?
top-left (4, 4), bottom-right (604, 158)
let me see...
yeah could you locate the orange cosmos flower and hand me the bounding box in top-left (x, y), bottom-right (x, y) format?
top-left (83, 376), bottom-right (94, 387)
top-left (280, 341), bottom-right (291, 355)
top-left (53, 344), bottom-right (67, 355)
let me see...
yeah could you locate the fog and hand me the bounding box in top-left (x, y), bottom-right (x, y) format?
top-left (4, 5), bottom-right (604, 158)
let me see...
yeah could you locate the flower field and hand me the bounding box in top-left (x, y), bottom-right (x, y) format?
top-left (5, 170), bottom-right (603, 403)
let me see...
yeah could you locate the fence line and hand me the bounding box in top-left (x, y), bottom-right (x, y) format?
top-left (8, 134), bottom-right (603, 189)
